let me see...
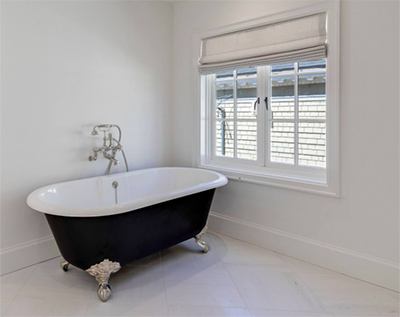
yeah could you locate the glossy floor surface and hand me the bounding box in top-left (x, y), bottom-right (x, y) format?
top-left (1, 233), bottom-right (399, 317)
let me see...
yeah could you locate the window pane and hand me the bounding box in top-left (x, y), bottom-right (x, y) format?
top-left (298, 121), bottom-right (326, 168)
top-left (298, 74), bottom-right (326, 120)
top-left (216, 71), bottom-right (234, 120)
top-left (298, 63), bottom-right (326, 168)
top-left (236, 67), bottom-right (257, 160)
top-left (270, 121), bottom-right (294, 165)
top-left (237, 67), bottom-right (257, 120)
top-left (237, 67), bottom-right (257, 79)
top-left (216, 119), bottom-right (234, 157)
top-left (271, 62), bottom-right (294, 76)
top-left (299, 59), bottom-right (326, 73)
top-left (237, 120), bottom-right (257, 160)
top-left (271, 76), bottom-right (295, 120)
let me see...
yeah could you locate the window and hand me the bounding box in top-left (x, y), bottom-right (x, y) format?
top-left (197, 3), bottom-right (339, 195)
top-left (203, 59), bottom-right (326, 179)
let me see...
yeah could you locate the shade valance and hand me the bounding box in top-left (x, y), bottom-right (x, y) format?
top-left (199, 13), bottom-right (327, 73)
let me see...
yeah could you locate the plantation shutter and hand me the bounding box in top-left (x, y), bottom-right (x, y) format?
top-left (199, 13), bottom-right (327, 73)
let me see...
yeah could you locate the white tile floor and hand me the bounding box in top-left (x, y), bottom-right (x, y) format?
top-left (1, 233), bottom-right (399, 317)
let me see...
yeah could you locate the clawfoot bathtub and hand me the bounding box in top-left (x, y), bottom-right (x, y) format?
top-left (27, 167), bottom-right (227, 301)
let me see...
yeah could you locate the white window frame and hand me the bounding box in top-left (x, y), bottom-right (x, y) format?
top-left (194, 1), bottom-right (340, 197)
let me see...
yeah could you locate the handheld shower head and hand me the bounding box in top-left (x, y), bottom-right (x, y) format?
top-left (91, 128), bottom-right (99, 136)
top-left (91, 124), bottom-right (112, 136)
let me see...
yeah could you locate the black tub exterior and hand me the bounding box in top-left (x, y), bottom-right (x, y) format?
top-left (45, 189), bottom-right (215, 270)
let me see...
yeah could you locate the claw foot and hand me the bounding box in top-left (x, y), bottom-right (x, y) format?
top-left (195, 236), bottom-right (209, 253)
top-left (60, 260), bottom-right (69, 272)
top-left (195, 226), bottom-right (209, 253)
top-left (86, 259), bottom-right (121, 302)
top-left (97, 283), bottom-right (112, 302)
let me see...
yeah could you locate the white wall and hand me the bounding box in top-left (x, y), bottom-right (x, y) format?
top-left (1, 1), bottom-right (173, 273)
top-left (172, 0), bottom-right (399, 290)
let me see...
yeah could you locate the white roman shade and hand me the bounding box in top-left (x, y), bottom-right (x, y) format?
top-left (199, 13), bottom-right (327, 73)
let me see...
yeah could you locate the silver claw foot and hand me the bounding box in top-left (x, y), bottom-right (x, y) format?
top-left (195, 226), bottom-right (209, 253)
top-left (97, 283), bottom-right (112, 302)
top-left (60, 260), bottom-right (69, 272)
top-left (86, 259), bottom-right (121, 302)
top-left (195, 236), bottom-right (209, 253)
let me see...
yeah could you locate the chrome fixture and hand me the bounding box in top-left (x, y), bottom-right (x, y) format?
top-left (86, 259), bottom-right (121, 302)
top-left (89, 124), bottom-right (129, 175)
top-left (194, 226), bottom-right (209, 253)
top-left (60, 259), bottom-right (69, 272)
top-left (60, 255), bottom-right (121, 302)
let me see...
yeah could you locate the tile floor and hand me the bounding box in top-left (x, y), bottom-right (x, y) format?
top-left (1, 233), bottom-right (399, 317)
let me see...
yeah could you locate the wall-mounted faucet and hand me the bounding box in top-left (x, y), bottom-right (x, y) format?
top-left (89, 124), bottom-right (129, 175)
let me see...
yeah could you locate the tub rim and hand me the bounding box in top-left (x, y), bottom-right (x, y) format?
top-left (26, 167), bottom-right (228, 217)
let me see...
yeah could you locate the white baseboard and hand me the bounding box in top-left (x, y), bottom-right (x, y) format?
top-left (209, 211), bottom-right (400, 292)
top-left (0, 236), bottom-right (60, 275)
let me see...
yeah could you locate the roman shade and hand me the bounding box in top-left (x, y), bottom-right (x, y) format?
top-left (199, 13), bottom-right (327, 73)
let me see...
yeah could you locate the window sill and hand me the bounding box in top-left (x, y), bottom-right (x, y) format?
top-left (199, 162), bottom-right (339, 197)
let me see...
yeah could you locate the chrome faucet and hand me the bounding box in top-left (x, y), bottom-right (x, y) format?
top-left (89, 124), bottom-right (129, 175)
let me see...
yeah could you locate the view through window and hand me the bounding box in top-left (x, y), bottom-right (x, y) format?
top-left (212, 59), bottom-right (326, 169)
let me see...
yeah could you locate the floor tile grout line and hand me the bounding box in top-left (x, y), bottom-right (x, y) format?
top-left (1, 255), bottom-right (61, 278)
top-left (286, 271), bottom-right (329, 314)
top-left (221, 261), bottom-right (253, 311)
